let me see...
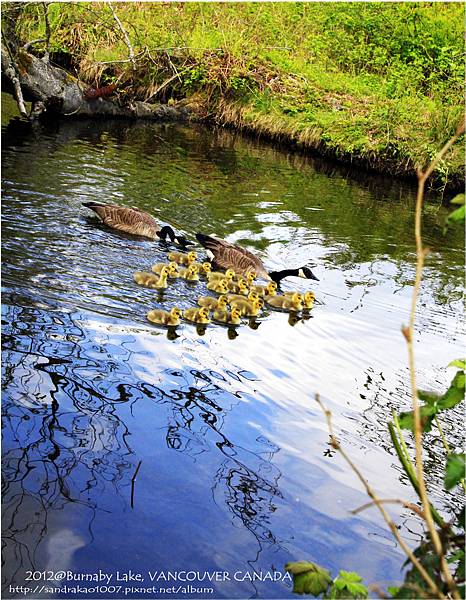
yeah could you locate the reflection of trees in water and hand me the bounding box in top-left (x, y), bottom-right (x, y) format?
top-left (2, 305), bottom-right (134, 588)
top-left (2, 303), bottom-right (285, 589)
top-left (149, 366), bottom-right (284, 566)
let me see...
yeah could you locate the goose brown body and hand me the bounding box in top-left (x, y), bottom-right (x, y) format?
top-left (84, 202), bottom-right (161, 239)
top-left (196, 233), bottom-right (270, 279)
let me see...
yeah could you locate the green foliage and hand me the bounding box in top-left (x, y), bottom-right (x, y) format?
top-left (285, 561), bottom-right (332, 596)
top-left (398, 367), bottom-right (465, 433)
top-left (328, 571), bottom-right (368, 599)
top-left (8, 2), bottom-right (464, 185)
top-left (445, 454), bottom-right (465, 490)
top-left (445, 194), bottom-right (465, 232)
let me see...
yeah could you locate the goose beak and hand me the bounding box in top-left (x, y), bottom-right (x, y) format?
top-left (175, 236), bottom-right (195, 249)
top-left (299, 267), bottom-right (319, 281)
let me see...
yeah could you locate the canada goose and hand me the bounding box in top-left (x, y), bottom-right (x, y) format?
top-left (226, 290), bottom-right (259, 303)
top-left (197, 295), bottom-right (229, 310)
top-left (229, 297), bottom-right (264, 317)
top-left (252, 281), bottom-right (278, 297)
top-left (207, 268), bottom-right (235, 283)
top-left (284, 291), bottom-right (315, 308)
top-left (196, 233), bottom-right (319, 283)
top-left (192, 262), bottom-right (212, 276)
top-left (206, 279), bottom-right (229, 294)
top-left (82, 202), bottom-right (192, 246)
top-left (212, 306), bottom-right (242, 325)
top-left (147, 307), bottom-right (183, 326)
top-left (183, 307), bottom-right (211, 324)
top-left (134, 266), bottom-right (169, 289)
top-left (266, 292), bottom-right (303, 311)
top-left (179, 265), bottom-right (199, 281)
top-left (152, 262), bottom-right (179, 277)
top-left (168, 250), bottom-right (197, 265)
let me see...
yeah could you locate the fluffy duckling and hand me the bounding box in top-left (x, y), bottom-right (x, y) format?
top-left (134, 266), bottom-right (169, 289)
top-left (152, 261), bottom-right (179, 278)
top-left (266, 292), bottom-right (303, 311)
top-left (198, 294), bottom-right (229, 311)
top-left (147, 307), bottom-right (183, 326)
top-left (284, 291), bottom-right (315, 309)
top-left (233, 270), bottom-right (256, 286)
top-left (207, 268), bottom-right (235, 283)
top-left (229, 297), bottom-right (264, 317)
top-left (212, 306), bottom-right (242, 325)
top-left (252, 281), bottom-right (278, 298)
top-left (168, 250), bottom-right (197, 266)
top-left (178, 265), bottom-right (200, 281)
top-left (192, 262), bottom-right (212, 276)
top-left (226, 278), bottom-right (249, 294)
top-left (226, 290), bottom-right (259, 303)
top-left (183, 306), bottom-right (211, 324)
top-left (206, 278), bottom-right (229, 294)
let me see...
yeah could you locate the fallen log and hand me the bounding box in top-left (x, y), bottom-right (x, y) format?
top-left (1, 44), bottom-right (193, 122)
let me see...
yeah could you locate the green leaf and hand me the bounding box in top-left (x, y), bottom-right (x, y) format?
top-left (446, 204), bottom-right (465, 224)
top-left (285, 561), bottom-right (332, 595)
top-left (330, 571), bottom-right (368, 599)
top-left (418, 389), bottom-right (441, 406)
top-left (445, 453), bottom-right (465, 490)
top-left (387, 586), bottom-right (400, 597)
top-left (450, 193), bottom-right (465, 205)
top-left (439, 372), bottom-right (465, 410)
top-left (398, 404), bottom-right (437, 432)
top-left (448, 358), bottom-right (466, 370)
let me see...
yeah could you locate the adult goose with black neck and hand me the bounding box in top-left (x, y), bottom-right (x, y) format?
top-left (82, 202), bottom-right (193, 248)
top-left (195, 233), bottom-right (319, 284)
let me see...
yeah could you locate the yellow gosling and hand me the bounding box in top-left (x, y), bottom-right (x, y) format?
top-left (179, 265), bottom-right (199, 281)
top-left (168, 250), bottom-right (197, 265)
top-left (198, 295), bottom-right (229, 310)
top-left (134, 266), bottom-right (169, 289)
top-left (226, 278), bottom-right (249, 294)
top-left (206, 279), bottom-right (229, 294)
top-left (226, 291), bottom-right (259, 303)
top-left (233, 270), bottom-right (256, 285)
top-left (229, 297), bottom-right (264, 317)
top-left (183, 306), bottom-right (211, 324)
top-left (151, 261), bottom-right (178, 277)
top-left (192, 262), bottom-right (212, 276)
top-left (266, 292), bottom-right (303, 311)
top-left (213, 306), bottom-right (242, 325)
top-left (253, 281), bottom-right (278, 297)
top-left (147, 307), bottom-right (183, 326)
top-left (207, 268), bottom-right (235, 282)
top-left (302, 292), bottom-right (316, 309)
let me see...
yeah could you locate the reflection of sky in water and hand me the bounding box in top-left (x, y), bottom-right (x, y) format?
top-left (2, 103), bottom-right (464, 598)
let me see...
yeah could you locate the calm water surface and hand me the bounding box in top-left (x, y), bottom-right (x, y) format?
top-left (2, 94), bottom-right (464, 599)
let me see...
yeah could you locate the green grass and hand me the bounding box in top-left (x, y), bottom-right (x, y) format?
top-left (8, 2), bottom-right (465, 189)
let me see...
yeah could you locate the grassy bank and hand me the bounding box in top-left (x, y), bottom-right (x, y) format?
top-left (11, 2), bottom-right (465, 190)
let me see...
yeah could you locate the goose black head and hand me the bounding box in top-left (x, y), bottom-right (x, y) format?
top-left (156, 226), bottom-right (176, 243)
top-left (298, 266), bottom-right (319, 281)
top-left (175, 235), bottom-right (195, 249)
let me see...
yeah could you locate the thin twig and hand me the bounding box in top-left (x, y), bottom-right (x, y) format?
top-left (403, 122), bottom-right (464, 598)
top-left (315, 394), bottom-right (445, 599)
top-left (130, 460), bottom-right (142, 509)
top-left (352, 498), bottom-right (425, 519)
top-left (42, 2), bottom-right (51, 61)
top-left (107, 2), bottom-right (136, 70)
top-left (1, 34), bottom-right (28, 118)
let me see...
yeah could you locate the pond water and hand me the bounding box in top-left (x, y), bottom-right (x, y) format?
top-left (2, 93), bottom-right (464, 599)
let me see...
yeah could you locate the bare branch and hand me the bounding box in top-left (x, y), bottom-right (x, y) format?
top-left (352, 499), bottom-right (425, 519)
top-left (106, 2), bottom-right (136, 70)
top-left (403, 123), bottom-right (464, 599)
top-left (42, 2), bottom-right (51, 61)
top-left (1, 38), bottom-right (28, 119)
top-left (315, 394), bottom-right (445, 599)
